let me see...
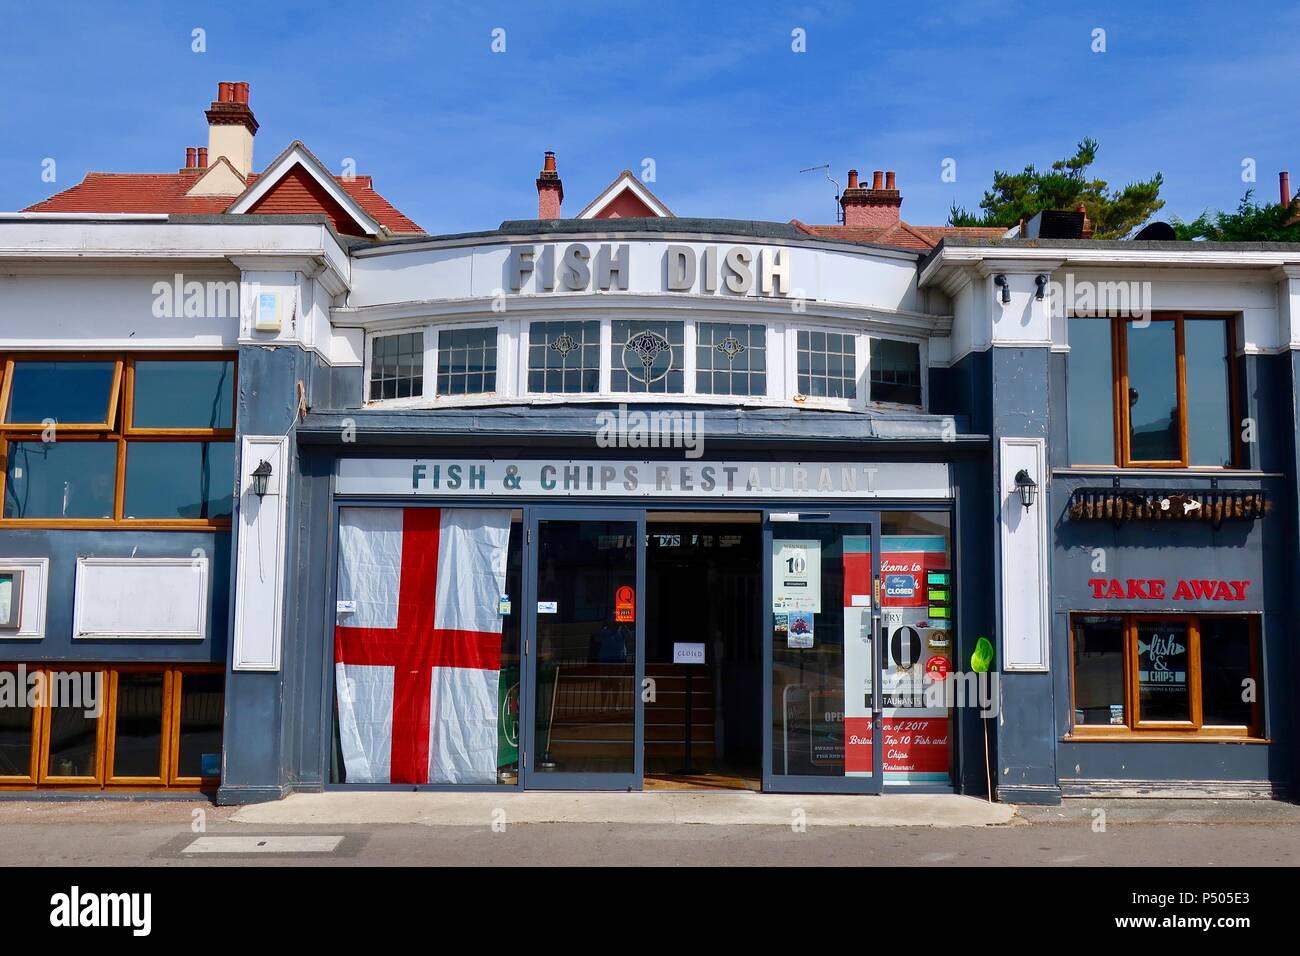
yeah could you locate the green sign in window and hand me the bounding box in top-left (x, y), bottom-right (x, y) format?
top-left (926, 571), bottom-right (950, 586)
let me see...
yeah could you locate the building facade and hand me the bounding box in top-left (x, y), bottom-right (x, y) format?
top-left (1, 84), bottom-right (1297, 802)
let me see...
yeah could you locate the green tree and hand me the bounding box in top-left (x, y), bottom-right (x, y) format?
top-left (1172, 191), bottom-right (1300, 241)
top-left (947, 138), bottom-right (1165, 239)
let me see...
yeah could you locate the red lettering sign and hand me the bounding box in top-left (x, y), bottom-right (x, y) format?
top-left (1086, 578), bottom-right (1250, 602)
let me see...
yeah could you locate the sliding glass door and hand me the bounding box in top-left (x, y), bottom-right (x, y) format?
top-left (524, 508), bottom-right (645, 789)
top-left (764, 511), bottom-right (882, 793)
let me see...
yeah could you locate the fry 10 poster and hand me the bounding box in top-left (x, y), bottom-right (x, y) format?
top-left (842, 535), bottom-right (952, 785)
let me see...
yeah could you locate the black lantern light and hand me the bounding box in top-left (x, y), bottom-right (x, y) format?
top-left (1013, 468), bottom-right (1038, 510)
top-left (251, 459), bottom-right (273, 499)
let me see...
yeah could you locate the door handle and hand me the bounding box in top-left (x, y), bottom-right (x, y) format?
top-left (871, 612), bottom-right (883, 716)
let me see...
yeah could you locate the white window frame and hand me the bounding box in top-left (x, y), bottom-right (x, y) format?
top-left (362, 314), bottom-right (928, 414)
top-left (865, 333), bottom-right (928, 411)
top-left (785, 322), bottom-right (870, 412)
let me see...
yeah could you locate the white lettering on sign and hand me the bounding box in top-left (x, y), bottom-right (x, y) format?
top-left (508, 243), bottom-right (790, 296)
top-left (336, 459), bottom-right (952, 500)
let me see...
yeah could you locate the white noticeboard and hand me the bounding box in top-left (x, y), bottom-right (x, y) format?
top-left (673, 642), bottom-right (705, 664)
top-left (772, 539), bottom-right (821, 613)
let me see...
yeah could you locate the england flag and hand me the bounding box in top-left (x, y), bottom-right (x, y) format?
top-left (333, 506), bottom-right (510, 784)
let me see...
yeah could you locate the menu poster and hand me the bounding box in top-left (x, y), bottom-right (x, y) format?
top-left (773, 540), bottom-right (821, 613)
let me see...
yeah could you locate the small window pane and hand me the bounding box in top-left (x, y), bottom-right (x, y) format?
top-left (611, 321), bottom-right (684, 394)
top-left (696, 323), bottom-right (767, 396)
top-left (111, 672), bottom-right (165, 778)
top-left (1184, 320), bottom-right (1234, 467)
top-left (1072, 616), bottom-right (1126, 726)
top-left (123, 442), bottom-right (234, 520)
top-left (1126, 320), bottom-right (1180, 461)
top-left (132, 360), bottom-right (234, 430)
top-left (369, 332), bottom-right (424, 401)
top-left (1067, 319), bottom-right (1116, 464)
top-left (1200, 618), bottom-right (1254, 726)
top-left (176, 673), bottom-right (224, 779)
top-left (46, 673), bottom-right (102, 778)
top-left (797, 328), bottom-right (856, 400)
top-left (3, 441), bottom-right (116, 519)
top-left (1135, 620), bottom-right (1191, 722)
top-left (869, 338), bottom-right (922, 405)
top-left (528, 321), bottom-right (600, 393)
top-left (436, 328), bottom-right (498, 396)
top-left (5, 361), bottom-right (116, 425)
top-left (0, 680), bottom-right (33, 776)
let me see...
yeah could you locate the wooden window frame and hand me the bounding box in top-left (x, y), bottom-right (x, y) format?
top-left (1068, 313), bottom-right (1242, 469)
top-left (1067, 612), bottom-right (1263, 741)
top-left (169, 667), bottom-right (224, 787)
top-left (104, 667), bottom-right (173, 786)
top-left (0, 664), bottom-right (223, 791)
top-left (0, 354), bottom-right (124, 433)
top-left (0, 351), bottom-right (236, 530)
top-left (37, 667), bottom-right (109, 785)
top-left (0, 664), bottom-right (40, 785)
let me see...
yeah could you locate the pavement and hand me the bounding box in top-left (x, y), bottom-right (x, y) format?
top-left (0, 794), bottom-right (1297, 866)
top-left (230, 790), bottom-right (1020, 828)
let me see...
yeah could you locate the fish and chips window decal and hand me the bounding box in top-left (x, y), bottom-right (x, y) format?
top-left (842, 535), bottom-right (953, 785)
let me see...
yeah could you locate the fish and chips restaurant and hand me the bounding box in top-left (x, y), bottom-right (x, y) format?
top-left (2, 210), bottom-right (1299, 805)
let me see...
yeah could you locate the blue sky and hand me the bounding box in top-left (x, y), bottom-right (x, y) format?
top-left (2, 0), bottom-right (1298, 234)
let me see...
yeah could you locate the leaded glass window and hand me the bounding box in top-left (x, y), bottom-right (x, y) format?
top-left (696, 322), bottom-right (766, 397)
top-left (796, 329), bottom-right (857, 399)
top-left (528, 320), bottom-right (600, 393)
top-left (368, 331), bottom-right (424, 401)
top-left (610, 320), bottom-right (684, 393)
top-left (436, 327), bottom-right (497, 396)
top-left (869, 338), bottom-right (922, 405)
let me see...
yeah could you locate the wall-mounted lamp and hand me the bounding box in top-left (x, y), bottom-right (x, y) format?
top-left (1034, 274), bottom-right (1048, 300)
top-left (251, 459), bottom-right (273, 499)
top-left (1013, 468), bottom-right (1038, 510)
top-left (993, 273), bottom-right (1010, 304)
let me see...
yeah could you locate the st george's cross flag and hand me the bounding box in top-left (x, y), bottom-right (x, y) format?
top-left (333, 506), bottom-right (510, 784)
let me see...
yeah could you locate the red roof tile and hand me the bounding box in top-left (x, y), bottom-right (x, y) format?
top-left (791, 219), bottom-right (1005, 252)
top-left (24, 167), bottom-right (423, 235)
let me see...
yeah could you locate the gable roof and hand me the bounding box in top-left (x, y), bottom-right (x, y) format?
top-left (24, 142), bottom-right (422, 235)
top-left (791, 219), bottom-right (1006, 252)
top-left (576, 169), bottom-right (674, 218)
top-left (225, 141), bottom-right (385, 235)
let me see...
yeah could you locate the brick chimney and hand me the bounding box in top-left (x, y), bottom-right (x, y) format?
top-left (1281, 171), bottom-right (1292, 206)
top-left (536, 151), bottom-right (563, 219)
top-left (839, 168), bottom-right (901, 228)
top-left (205, 81), bottom-right (258, 178)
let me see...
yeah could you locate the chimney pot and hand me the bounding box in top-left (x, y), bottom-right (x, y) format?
top-left (218, 82), bottom-right (233, 103)
top-left (235, 81), bottom-right (249, 105)
top-left (847, 169), bottom-right (859, 189)
top-left (536, 151), bottom-right (563, 219)
top-left (885, 170), bottom-right (896, 191)
top-left (185, 147), bottom-right (197, 169)
top-left (197, 147), bottom-right (208, 168)
top-left (1281, 171), bottom-right (1292, 206)
top-left (871, 170), bottom-right (884, 190)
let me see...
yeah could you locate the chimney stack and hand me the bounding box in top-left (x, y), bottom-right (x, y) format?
top-left (205, 81), bottom-right (259, 178)
top-left (1281, 171), bottom-right (1292, 206)
top-left (840, 167), bottom-right (901, 228)
top-left (536, 151), bottom-right (563, 219)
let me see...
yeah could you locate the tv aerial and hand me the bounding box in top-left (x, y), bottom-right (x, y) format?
top-left (800, 164), bottom-right (842, 223)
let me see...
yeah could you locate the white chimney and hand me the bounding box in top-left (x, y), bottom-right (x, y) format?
top-left (205, 81), bottom-right (258, 178)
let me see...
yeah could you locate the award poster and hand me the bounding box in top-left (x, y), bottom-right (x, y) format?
top-left (772, 539), bottom-right (821, 613)
top-left (842, 535), bottom-right (952, 782)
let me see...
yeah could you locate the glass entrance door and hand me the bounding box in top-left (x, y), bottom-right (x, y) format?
top-left (524, 508), bottom-right (644, 789)
top-left (764, 511), bottom-right (882, 793)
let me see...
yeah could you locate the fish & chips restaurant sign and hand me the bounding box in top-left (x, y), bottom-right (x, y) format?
top-left (336, 459), bottom-right (952, 499)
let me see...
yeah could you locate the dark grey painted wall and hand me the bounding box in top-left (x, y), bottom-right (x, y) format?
top-left (0, 529), bottom-right (229, 663)
top-left (1047, 349), bottom-right (1297, 793)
